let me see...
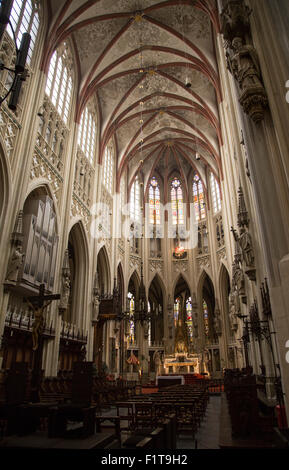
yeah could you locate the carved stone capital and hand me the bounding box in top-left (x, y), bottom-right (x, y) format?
top-left (239, 86), bottom-right (268, 123)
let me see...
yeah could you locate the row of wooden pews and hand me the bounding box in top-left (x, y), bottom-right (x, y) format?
top-left (96, 383), bottom-right (209, 448)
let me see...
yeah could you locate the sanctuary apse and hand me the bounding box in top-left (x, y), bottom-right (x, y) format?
top-left (0, 0), bottom-right (289, 448)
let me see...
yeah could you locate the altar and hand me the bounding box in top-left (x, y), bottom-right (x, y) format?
top-left (163, 354), bottom-right (200, 375)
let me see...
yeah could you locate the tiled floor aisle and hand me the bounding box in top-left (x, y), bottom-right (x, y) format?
top-left (177, 396), bottom-right (221, 449)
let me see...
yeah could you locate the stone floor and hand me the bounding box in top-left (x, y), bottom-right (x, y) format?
top-left (177, 396), bottom-right (221, 449)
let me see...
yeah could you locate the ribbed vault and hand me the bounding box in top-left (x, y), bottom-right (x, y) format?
top-left (44, 0), bottom-right (222, 194)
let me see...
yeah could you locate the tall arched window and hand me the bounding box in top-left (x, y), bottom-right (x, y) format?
top-left (210, 174), bottom-right (221, 214)
top-left (203, 299), bottom-right (209, 337)
top-left (7, 0), bottom-right (40, 64)
top-left (186, 297), bottom-right (193, 341)
top-left (103, 144), bottom-right (114, 193)
top-left (148, 301), bottom-right (152, 345)
top-left (193, 174), bottom-right (206, 221)
top-left (130, 176), bottom-right (140, 222)
top-left (45, 43), bottom-right (73, 124)
top-left (127, 292), bottom-right (135, 345)
top-left (149, 177), bottom-right (160, 225)
top-left (78, 106), bottom-right (97, 163)
top-left (171, 178), bottom-right (184, 225)
top-left (174, 297), bottom-right (181, 326)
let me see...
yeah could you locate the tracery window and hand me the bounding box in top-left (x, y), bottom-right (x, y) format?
top-left (174, 297), bottom-right (181, 327)
top-left (7, 0), bottom-right (40, 64)
top-left (193, 174), bottom-right (206, 221)
top-left (186, 297), bottom-right (193, 341)
top-left (149, 177), bottom-right (160, 225)
top-left (130, 176), bottom-right (141, 223)
top-left (203, 299), bottom-right (209, 337)
top-left (103, 144), bottom-right (114, 193)
top-left (148, 302), bottom-right (151, 345)
top-left (45, 42), bottom-right (73, 124)
top-left (210, 173), bottom-right (221, 214)
top-left (171, 178), bottom-right (184, 225)
top-left (127, 292), bottom-right (135, 345)
top-left (78, 105), bottom-right (97, 163)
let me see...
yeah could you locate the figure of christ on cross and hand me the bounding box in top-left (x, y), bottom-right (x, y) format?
top-left (24, 284), bottom-right (60, 402)
top-left (25, 284), bottom-right (61, 351)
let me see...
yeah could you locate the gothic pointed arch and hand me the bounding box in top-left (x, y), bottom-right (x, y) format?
top-left (219, 263), bottom-right (232, 341)
top-left (117, 262), bottom-right (124, 308)
top-left (97, 245), bottom-right (111, 295)
top-left (148, 273), bottom-right (165, 346)
top-left (197, 270), bottom-right (216, 343)
top-left (67, 221), bottom-right (89, 327)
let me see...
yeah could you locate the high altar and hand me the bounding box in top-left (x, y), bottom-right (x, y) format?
top-left (162, 309), bottom-right (201, 375)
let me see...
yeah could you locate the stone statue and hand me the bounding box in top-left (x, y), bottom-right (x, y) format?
top-left (143, 319), bottom-right (149, 339)
top-left (239, 228), bottom-right (255, 267)
top-left (5, 243), bottom-right (25, 282)
top-left (153, 350), bottom-right (161, 376)
top-left (214, 304), bottom-right (222, 336)
top-left (227, 36), bottom-right (268, 122)
top-left (229, 292), bottom-right (239, 332)
top-left (92, 292), bottom-right (100, 323)
top-left (92, 271), bottom-right (100, 323)
top-left (60, 250), bottom-right (71, 310)
top-left (230, 37), bottom-right (263, 91)
top-left (60, 271), bottom-right (71, 309)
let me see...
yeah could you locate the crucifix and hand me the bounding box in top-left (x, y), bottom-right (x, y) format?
top-left (25, 283), bottom-right (60, 402)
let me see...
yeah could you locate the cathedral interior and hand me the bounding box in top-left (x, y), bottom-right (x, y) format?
top-left (0, 0), bottom-right (289, 451)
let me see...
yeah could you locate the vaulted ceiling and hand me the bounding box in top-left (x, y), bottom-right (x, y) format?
top-left (44, 0), bottom-right (223, 196)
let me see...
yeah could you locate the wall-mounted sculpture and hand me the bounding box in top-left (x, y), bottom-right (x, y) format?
top-left (221, 0), bottom-right (268, 123)
top-left (5, 211), bottom-right (25, 283)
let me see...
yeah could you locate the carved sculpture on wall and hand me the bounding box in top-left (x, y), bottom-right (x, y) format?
top-left (213, 300), bottom-right (222, 337)
top-left (5, 211), bottom-right (25, 283)
top-left (221, 0), bottom-right (268, 123)
top-left (229, 292), bottom-right (239, 332)
top-left (59, 249), bottom-right (71, 310)
top-left (231, 187), bottom-right (256, 281)
top-left (221, 0), bottom-right (251, 44)
top-left (92, 272), bottom-right (100, 323)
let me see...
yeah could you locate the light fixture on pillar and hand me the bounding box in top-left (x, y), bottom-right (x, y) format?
top-left (0, 0), bottom-right (31, 111)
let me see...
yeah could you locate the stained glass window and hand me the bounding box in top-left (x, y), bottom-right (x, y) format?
top-left (78, 105), bottom-right (97, 163)
top-left (148, 302), bottom-right (151, 345)
top-left (171, 178), bottom-right (184, 225)
top-left (103, 144), bottom-right (114, 193)
top-left (7, 0), bottom-right (40, 64)
top-left (186, 297), bottom-right (193, 341)
top-left (193, 174), bottom-right (206, 221)
top-left (203, 299), bottom-right (209, 337)
top-left (149, 177), bottom-right (160, 225)
top-left (210, 173), bottom-right (221, 214)
top-left (45, 42), bottom-right (73, 124)
top-left (130, 176), bottom-right (140, 222)
top-left (174, 297), bottom-right (181, 326)
top-left (128, 292), bottom-right (135, 345)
